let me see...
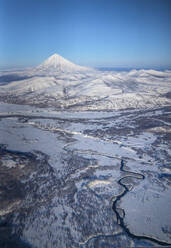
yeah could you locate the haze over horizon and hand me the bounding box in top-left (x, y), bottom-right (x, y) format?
top-left (0, 0), bottom-right (171, 69)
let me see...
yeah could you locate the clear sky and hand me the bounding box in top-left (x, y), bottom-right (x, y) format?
top-left (0, 0), bottom-right (171, 68)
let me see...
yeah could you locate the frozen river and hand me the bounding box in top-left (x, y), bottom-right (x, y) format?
top-left (0, 103), bottom-right (171, 247)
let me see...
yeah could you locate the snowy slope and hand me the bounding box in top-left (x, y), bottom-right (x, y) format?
top-left (0, 54), bottom-right (171, 110)
top-left (35, 53), bottom-right (92, 74)
top-left (0, 76), bottom-right (57, 93)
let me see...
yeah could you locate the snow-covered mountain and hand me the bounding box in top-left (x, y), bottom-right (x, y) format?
top-left (0, 54), bottom-right (171, 110)
top-left (35, 53), bottom-right (92, 74)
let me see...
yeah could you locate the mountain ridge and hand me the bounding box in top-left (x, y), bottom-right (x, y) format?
top-left (0, 54), bottom-right (170, 111)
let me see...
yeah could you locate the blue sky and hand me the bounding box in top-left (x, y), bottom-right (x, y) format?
top-left (0, 0), bottom-right (171, 68)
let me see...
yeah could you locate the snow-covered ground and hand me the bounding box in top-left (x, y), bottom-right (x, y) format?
top-left (0, 102), bottom-right (171, 247)
top-left (0, 54), bottom-right (170, 110)
top-left (0, 55), bottom-right (171, 247)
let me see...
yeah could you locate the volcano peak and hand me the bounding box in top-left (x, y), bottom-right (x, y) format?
top-left (37, 53), bottom-right (90, 73)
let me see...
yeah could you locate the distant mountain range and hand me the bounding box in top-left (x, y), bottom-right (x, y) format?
top-left (0, 54), bottom-right (170, 111)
